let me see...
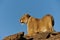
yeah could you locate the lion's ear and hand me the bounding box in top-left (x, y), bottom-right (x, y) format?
top-left (24, 13), bottom-right (31, 18)
top-left (26, 14), bottom-right (30, 17)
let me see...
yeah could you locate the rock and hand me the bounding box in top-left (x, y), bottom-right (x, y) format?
top-left (3, 32), bottom-right (60, 40)
top-left (3, 32), bottom-right (25, 40)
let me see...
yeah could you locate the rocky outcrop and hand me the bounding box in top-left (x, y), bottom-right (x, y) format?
top-left (3, 32), bottom-right (60, 40)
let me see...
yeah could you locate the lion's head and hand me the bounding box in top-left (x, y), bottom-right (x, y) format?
top-left (20, 14), bottom-right (30, 24)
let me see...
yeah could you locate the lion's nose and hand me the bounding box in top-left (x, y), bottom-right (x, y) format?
top-left (20, 20), bottom-right (23, 23)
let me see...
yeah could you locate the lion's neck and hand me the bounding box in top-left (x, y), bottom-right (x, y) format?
top-left (26, 16), bottom-right (31, 24)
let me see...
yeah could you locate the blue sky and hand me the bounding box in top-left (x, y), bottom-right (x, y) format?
top-left (0, 0), bottom-right (60, 40)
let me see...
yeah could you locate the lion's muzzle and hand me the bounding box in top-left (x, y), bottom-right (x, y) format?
top-left (20, 20), bottom-right (24, 23)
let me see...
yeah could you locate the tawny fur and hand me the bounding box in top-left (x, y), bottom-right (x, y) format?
top-left (20, 14), bottom-right (54, 36)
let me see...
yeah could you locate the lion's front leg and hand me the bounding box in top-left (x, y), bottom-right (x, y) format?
top-left (27, 27), bottom-right (34, 36)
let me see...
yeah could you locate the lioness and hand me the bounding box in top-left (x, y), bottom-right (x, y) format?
top-left (20, 14), bottom-right (54, 36)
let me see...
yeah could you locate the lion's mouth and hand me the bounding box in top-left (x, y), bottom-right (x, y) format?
top-left (20, 21), bottom-right (24, 23)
